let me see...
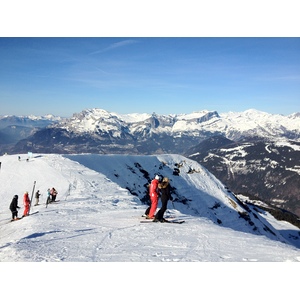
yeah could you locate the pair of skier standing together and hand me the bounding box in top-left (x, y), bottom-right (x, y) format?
top-left (146, 174), bottom-right (173, 222)
top-left (9, 192), bottom-right (31, 220)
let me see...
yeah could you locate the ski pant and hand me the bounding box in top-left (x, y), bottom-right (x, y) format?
top-left (23, 205), bottom-right (30, 216)
top-left (155, 198), bottom-right (169, 220)
top-left (145, 206), bottom-right (150, 216)
top-left (11, 210), bottom-right (18, 220)
top-left (149, 194), bottom-right (158, 218)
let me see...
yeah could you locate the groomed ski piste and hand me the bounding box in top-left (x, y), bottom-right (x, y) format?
top-left (1, 153), bottom-right (300, 263)
top-left (1, 153), bottom-right (299, 298)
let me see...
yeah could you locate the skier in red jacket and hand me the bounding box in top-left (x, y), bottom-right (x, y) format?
top-left (147, 175), bottom-right (160, 219)
top-left (22, 191), bottom-right (31, 217)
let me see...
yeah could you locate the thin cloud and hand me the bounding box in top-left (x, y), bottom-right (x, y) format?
top-left (89, 39), bottom-right (138, 55)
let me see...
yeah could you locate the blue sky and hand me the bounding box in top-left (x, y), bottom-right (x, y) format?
top-left (0, 37), bottom-right (299, 117)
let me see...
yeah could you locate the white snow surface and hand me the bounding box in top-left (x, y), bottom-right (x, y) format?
top-left (1, 153), bottom-right (299, 263)
top-left (1, 153), bottom-right (299, 299)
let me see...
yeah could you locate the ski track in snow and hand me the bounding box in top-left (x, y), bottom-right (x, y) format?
top-left (0, 154), bottom-right (300, 262)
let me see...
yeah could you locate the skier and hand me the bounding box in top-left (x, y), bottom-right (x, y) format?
top-left (154, 177), bottom-right (172, 222)
top-left (9, 195), bottom-right (20, 221)
top-left (22, 191), bottom-right (31, 217)
top-left (46, 188), bottom-right (51, 205)
top-left (147, 175), bottom-right (160, 219)
top-left (50, 187), bottom-right (58, 202)
top-left (34, 190), bottom-right (41, 206)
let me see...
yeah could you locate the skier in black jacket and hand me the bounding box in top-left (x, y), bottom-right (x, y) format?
top-left (9, 195), bottom-right (20, 221)
top-left (154, 177), bottom-right (172, 222)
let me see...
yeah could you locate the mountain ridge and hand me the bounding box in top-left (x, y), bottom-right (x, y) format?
top-left (7, 107), bottom-right (300, 155)
top-left (2, 108), bottom-right (300, 217)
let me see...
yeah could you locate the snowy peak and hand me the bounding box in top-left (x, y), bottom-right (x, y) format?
top-left (57, 108), bottom-right (130, 138)
top-left (222, 108), bottom-right (300, 129)
top-left (0, 114), bottom-right (61, 129)
top-left (9, 107), bottom-right (300, 158)
top-left (51, 107), bottom-right (300, 141)
top-left (176, 110), bottom-right (220, 122)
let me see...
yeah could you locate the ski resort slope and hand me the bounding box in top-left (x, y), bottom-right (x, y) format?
top-left (1, 153), bottom-right (300, 263)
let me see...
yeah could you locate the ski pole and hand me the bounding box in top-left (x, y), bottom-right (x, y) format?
top-left (29, 181), bottom-right (36, 214)
top-left (171, 199), bottom-right (176, 209)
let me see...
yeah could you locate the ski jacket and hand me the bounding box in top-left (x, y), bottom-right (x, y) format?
top-left (158, 181), bottom-right (171, 201)
top-left (50, 188), bottom-right (57, 196)
top-left (9, 195), bottom-right (20, 212)
top-left (149, 179), bottom-right (159, 197)
top-left (23, 193), bottom-right (30, 207)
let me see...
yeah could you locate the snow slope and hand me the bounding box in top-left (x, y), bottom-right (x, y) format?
top-left (1, 153), bottom-right (299, 263)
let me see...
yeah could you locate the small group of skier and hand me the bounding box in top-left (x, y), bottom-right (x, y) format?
top-left (145, 174), bottom-right (173, 222)
top-left (46, 187), bottom-right (58, 205)
top-left (8, 187), bottom-right (58, 221)
top-left (9, 191), bottom-right (31, 221)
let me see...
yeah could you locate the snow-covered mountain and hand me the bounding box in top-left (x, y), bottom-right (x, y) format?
top-left (10, 108), bottom-right (300, 154)
top-left (0, 114), bottom-right (62, 150)
top-left (0, 153), bottom-right (299, 262)
top-left (49, 108), bottom-right (300, 141)
top-left (186, 136), bottom-right (300, 216)
top-left (0, 114), bottom-right (62, 129)
top-left (4, 108), bottom-right (300, 217)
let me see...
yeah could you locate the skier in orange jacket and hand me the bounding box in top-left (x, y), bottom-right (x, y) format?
top-left (147, 175), bottom-right (160, 219)
top-left (22, 192), bottom-right (31, 217)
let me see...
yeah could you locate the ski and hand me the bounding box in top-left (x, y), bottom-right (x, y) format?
top-left (20, 211), bottom-right (39, 219)
top-left (163, 219), bottom-right (185, 224)
top-left (48, 200), bottom-right (60, 204)
top-left (46, 200), bottom-right (60, 208)
top-left (141, 215), bottom-right (177, 219)
top-left (140, 219), bottom-right (185, 224)
top-left (29, 211), bottom-right (39, 215)
top-left (10, 218), bottom-right (22, 222)
top-left (170, 220), bottom-right (185, 224)
top-left (140, 219), bottom-right (155, 223)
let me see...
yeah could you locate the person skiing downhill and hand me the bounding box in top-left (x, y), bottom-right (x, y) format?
top-left (154, 177), bottom-right (172, 222)
top-left (147, 175), bottom-right (160, 219)
top-left (22, 191), bottom-right (30, 217)
top-left (9, 195), bottom-right (20, 221)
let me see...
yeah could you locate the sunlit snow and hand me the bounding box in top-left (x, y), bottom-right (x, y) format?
top-left (1, 153), bottom-right (299, 263)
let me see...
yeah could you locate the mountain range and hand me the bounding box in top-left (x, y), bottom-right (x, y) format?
top-left (1, 108), bottom-right (299, 216)
top-left (185, 135), bottom-right (300, 216)
top-left (0, 114), bottom-right (61, 146)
